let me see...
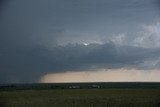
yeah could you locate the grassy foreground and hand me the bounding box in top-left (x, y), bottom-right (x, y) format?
top-left (0, 89), bottom-right (160, 107)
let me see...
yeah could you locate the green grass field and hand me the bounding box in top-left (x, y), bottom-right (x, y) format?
top-left (0, 89), bottom-right (160, 107)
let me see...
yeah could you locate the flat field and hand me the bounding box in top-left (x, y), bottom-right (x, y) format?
top-left (0, 88), bottom-right (160, 107)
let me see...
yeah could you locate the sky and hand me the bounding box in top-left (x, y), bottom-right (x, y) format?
top-left (0, 0), bottom-right (160, 83)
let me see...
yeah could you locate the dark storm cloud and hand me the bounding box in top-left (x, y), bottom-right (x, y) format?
top-left (45, 43), bottom-right (160, 71)
top-left (0, 0), bottom-right (160, 83)
top-left (1, 43), bottom-right (160, 83)
top-left (0, 0), bottom-right (8, 12)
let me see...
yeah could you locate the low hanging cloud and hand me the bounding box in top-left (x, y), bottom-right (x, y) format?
top-left (1, 22), bottom-right (160, 83)
top-left (1, 41), bottom-right (160, 83)
top-left (1, 21), bottom-right (160, 83)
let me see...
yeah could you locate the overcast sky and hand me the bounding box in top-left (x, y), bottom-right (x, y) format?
top-left (0, 0), bottom-right (160, 83)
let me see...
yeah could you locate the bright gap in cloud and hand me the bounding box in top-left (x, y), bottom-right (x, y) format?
top-left (40, 68), bottom-right (160, 83)
top-left (83, 43), bottom-right (89, 46)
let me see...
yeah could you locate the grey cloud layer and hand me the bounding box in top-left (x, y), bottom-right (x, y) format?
top-left (0, 0), bottom-right (159, 47)
top-left (1, 43), bottom-right (160, 83)
top-left (0, 0), bottom-right (160, 83)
